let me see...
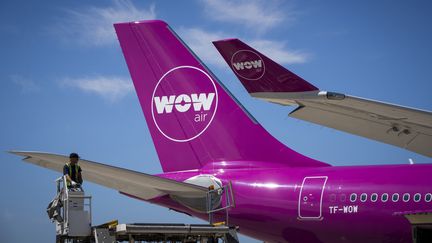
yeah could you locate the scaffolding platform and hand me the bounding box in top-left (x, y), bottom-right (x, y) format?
top-left (50, 176), bottom-right (239, 243)
top-left (93, 223), bottom-right (239, 243)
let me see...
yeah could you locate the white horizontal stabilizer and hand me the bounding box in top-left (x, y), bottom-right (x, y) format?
top-left (9, 151), bottom-right (208, 200)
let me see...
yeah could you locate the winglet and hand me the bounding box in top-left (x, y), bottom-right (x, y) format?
top-left (213, 38), bottom-right (318, 93)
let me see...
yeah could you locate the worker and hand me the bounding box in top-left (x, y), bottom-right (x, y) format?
top-left (63, 152), bottom-right (83, 189)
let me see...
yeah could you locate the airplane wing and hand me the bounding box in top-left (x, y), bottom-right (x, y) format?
top-left (213, 38), bottom-right (432, 158)
top-left (255, 91), bottom-right (432, 158)
top-left (394, 210), bottom-right (432, 225)
top-left (9, 151), bottom-right (208, 200)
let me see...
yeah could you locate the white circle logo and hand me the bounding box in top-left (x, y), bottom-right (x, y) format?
top-left (230, 49), bottom-right (265, 80)
top-left (151, 66), bottom-right (218, 142)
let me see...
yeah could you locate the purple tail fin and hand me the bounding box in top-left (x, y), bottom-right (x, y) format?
top-left (213, 38), bottom-right (318, 93)
top-left (114, 20), bottom-right (328, 172)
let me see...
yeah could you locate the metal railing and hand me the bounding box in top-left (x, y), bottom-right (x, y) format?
top-left (206, 181), bottom-right (236, 225)
top-left (55, 175), bottom-right (92, 237)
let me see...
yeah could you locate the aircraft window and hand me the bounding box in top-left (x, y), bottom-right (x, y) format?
top-left (414, 193), bottom-right (421, 202)
top-left (360, 193), bottom-right (367, 202)
top-left (340, 194), bottom-right (346, 202)
top-left (371, 193), bottom-right (378, 202)
top-left (392, 193), bottom-right (399, 202)
top-left (402, 193), bottom-right (410, 202)
top-left (425, 193), bottom-right (432, 202)
top-left (381, 193), bottom-right (389, 202)
top-left (350, 193), bottom-right (357, 202)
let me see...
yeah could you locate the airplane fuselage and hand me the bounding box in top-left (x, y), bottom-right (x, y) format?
top-left (146, 163), bottom-right (432, 242)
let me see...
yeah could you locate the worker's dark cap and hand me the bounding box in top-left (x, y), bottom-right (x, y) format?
top-left (69, 153), bottom-right (80, 159)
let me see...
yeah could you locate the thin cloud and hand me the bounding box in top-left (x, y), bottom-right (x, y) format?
top-left (10, 75), bottom-right (41, 93)
top-left (201, 0), bottom-right (290, 33)
top-left (58, 0), bottom-right (156, 46)
top-left (62, 76), bottom-right (133, 102)
top-left (179, 27), bottom-right (229, 67)
top-left (248, 40), bottom-right (309, 64)
top-left (179, 27), bottom-right (308, 68)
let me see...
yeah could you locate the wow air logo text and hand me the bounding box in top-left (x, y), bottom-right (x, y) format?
top-left (151, 66), bottom-right (218, 143)
top-left (232, 60), bottom-right (262, 71)
top-left (154, 93), bottom-right (215, 122)
top-left (230, 50), bottom-right (265, 80)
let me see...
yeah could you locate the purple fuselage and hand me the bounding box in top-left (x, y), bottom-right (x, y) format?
top-left (134, 163), bottom-right (432, 243)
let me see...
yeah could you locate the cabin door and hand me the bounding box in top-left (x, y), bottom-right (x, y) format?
top-left (298, 176), bottom-right (328, 220)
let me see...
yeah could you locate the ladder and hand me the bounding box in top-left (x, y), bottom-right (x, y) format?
top-left (206, 181), bottom-right (236, 226)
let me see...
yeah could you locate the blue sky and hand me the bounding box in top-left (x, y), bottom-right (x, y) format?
top-left (1, 0), bottom-right (431, 242)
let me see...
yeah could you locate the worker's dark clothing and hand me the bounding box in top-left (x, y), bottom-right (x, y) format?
top-left (63, 163), bottom-right (82, 184)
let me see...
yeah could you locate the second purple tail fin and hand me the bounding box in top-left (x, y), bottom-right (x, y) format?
top-left (114, 20), bottom-right (328, 172)
top-left (213, 39), bottom-right (318, 94)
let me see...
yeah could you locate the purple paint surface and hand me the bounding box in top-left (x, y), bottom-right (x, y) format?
top-left (114, 20), bottom-right (327, 173)
top-left (213, 38), bottom-right (318, 93)
top-left (115, 20), bottom-right (432, 242)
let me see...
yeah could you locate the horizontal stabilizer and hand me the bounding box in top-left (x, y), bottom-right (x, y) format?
top-left (9, 151), bottom-right (208, 200)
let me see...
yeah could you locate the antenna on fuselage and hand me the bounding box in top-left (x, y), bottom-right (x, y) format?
top-left (409, 158), bottom-right (415, 165)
